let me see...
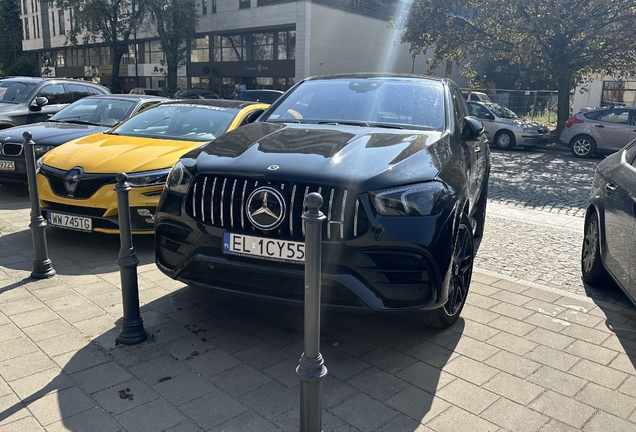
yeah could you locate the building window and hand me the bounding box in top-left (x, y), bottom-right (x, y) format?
top-left (24, 18), bottom-right (30, 40)
top-left (144, 40), bottom-right (165, 63)
top-left (277, 29), bottom-right (295, 60)
top-left (22, 0), bottom-right (27, 14)
top-left (55, 50), bottom-right (65, 67)
top-left (214, 35), bottom-right (244, 62)
top-left (122, 44), bottom-right (138, 65)
top-left (202, 0), bottom-right (207, 14)
top-left (190, 36), bottom-right (209, 62)
top-left (58, 10), bottom-right (65, 34)
top-left (250, 32), bottom-right (273, 61)
top-left (239, 0), bottom-right (250, 8)
top-left (212, 0), bottom-right (216, 13)
top-left (51, 12), bottom-right (56, 36)
top-left (69, 48), bottom-right (85, 67)
top-left (89, 47), bottom-right (110, 65)
top-left (35, 15), bottom-right (40, 39)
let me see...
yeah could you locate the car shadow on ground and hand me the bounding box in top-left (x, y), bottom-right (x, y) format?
top-left (0, 269), bottom-right (464, 430)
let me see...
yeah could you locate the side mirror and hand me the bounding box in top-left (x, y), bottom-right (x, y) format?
top-left (462, 116), bottom-right (484, 140)
top-left (30, 97), bottom-right (49, 110)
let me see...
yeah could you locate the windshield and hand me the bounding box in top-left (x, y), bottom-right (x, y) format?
top-left (264, 78), bottom-right (445, 131)
top-left (0, 81), bottom-right (37, 104)
top-left (50, 98), bottom-right (137, 126)
top-left (111, 103), bottom-right (239, 142)
top-left (485, 102), bottom-right (518, 119)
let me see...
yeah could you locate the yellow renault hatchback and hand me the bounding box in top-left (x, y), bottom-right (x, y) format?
top-left (37, 99), bottom-right (269, 234)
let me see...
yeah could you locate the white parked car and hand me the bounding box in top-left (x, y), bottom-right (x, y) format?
top-left (467, 101), bottom-right (551, 150)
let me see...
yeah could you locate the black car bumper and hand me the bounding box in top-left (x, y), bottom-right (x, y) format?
top-left (155, 189), bottom-right (456, 313)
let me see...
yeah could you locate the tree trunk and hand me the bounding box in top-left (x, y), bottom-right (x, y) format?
top-left (111, 51), bottom-right (122, 94)
top-left (554, 75), bottom-right (572, 136)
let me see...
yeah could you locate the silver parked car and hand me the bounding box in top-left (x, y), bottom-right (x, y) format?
top-left (467, 101), bottom-right (550, 150)
top-left (559, 106), bottom-right (636, 158)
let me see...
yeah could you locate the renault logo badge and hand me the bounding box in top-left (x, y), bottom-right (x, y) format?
top-left (63, 167), bottom-right (83, 196)
top-left (246, 187), bottom-right (286, 230)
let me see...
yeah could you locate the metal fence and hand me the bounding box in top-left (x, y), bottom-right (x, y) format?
top-left (464, 88), bottom-right (562, 123)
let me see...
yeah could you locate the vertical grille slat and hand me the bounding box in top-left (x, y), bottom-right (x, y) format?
top-left (240, 180), bottom-right (248, 230)
top-left (188, 175), bottom-right (367, 241)
top-left (340, 190), bottom-right (347, 238)
top-left (200, 177), bottom-right (208, 222)
top-left (220, 178), bottom-right (228, 227)
top-left (210, 177), bottom-right (218, 224)
top-left (289, 184), bottom-right (297, 236)
top-left (230, 179), bottom-right (237, 229)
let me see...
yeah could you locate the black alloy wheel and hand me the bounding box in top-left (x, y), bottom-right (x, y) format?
top-left (570, 135), bottom-right (596, 158)
top-left (494, 130), bottom-right (515, 149)
top-left (408, 213), bottom-right (474, 328)
top-left (581, 210), bottom-right (611, 285)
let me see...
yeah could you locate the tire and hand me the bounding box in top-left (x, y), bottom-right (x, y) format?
top-left (473, 183), bottom-right (488, 238)
top-left (494, 130), bottom-right (515, 149)
top-left (570, 135), bottom-right (596, 158)
top-left (408, 213), bottom-right (474, 328)
top-left (581, 210), bottom-right (611, 285)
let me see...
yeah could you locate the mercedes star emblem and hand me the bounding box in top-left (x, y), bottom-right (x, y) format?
top-left (246, 186), bottom-right (286, 230)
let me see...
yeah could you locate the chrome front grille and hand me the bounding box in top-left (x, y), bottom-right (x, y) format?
top-left (187, 175), bottom-right (368, 241)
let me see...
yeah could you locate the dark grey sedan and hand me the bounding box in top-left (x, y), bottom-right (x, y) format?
top-left (582, 139), bottom-right (636, 305)
top-left (0, 94), bottom-right (168, 184)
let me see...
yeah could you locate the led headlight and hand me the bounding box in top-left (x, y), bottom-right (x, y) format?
top-left (369, 181), bottom-right (450, 216)
top-left (164, 161), bottom-right (193, 194)
top-left (126, 168), bottom-right (171, 187)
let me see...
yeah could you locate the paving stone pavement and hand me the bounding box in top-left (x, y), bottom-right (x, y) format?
top-left (1, 155), bottom-right (636, 431)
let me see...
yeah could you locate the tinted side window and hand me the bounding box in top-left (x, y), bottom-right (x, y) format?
top-left (67, 84), bottom-right (92, 101)
top-left (599, 109), bottom-right (631, 124)
top-left (584, 110), bottom-right (605, 120)
top-left (37, 84), bottom-right (70, 105)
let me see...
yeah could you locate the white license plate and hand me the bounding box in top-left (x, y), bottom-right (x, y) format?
top-left (47, 212), bottom-right (92, 232)
top-left (0, 160), bottom-right (15, 171)
top-left (223, 232), bottom-right (305, 263)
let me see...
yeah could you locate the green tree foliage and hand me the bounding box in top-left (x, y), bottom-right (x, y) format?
top-left (395, 0), bottom-right (636, 133)
top-left (5, 54), bottom-right (40, 76)
top-left (45, 0), bottom-right (148, 92)
top-left (0, 0), bottom-right (26, 74)
top-left (147, 0), bottom-right (198, 90)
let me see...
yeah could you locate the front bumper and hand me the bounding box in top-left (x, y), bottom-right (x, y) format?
top-left (155, 188), bottom-right (457, 313)
top-left (37, 168), bottom-right (162, 234)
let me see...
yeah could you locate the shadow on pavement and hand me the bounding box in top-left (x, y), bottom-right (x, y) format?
top-left (0, 281), bottom-right (464, 430)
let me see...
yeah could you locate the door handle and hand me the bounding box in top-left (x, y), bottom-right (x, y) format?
top-left (475, 147), bottom-right (481, 153)
top-left (595, 124), bottom-right (605, 128)
top-left (605, 183), bottom-right (617, 193)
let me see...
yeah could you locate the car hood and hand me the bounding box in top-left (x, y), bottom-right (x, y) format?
top-left (41, 133), bottom-right (207, 173)
top-left (188, 122), bottom-right (448, 190)
top-left (0, 122), bottom-right (109, 145)
top-left (496, 117), bottom-right (545, 129)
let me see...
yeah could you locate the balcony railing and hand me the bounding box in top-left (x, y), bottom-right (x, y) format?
top-left (256, 0), bottom-right (399, 20)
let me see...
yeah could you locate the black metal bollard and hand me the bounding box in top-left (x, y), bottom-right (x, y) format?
top-left (22, 131), bottom-right (56, 279)
top-left (114, 172), bottom-right (147, 345)
top-left (296, 192), bottom-right (328, 432)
